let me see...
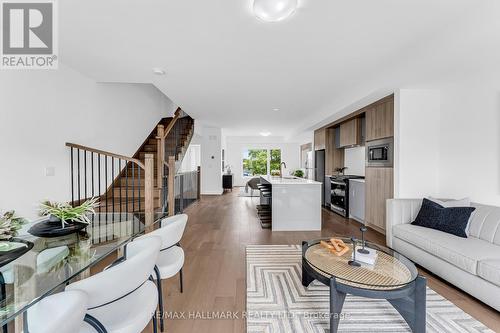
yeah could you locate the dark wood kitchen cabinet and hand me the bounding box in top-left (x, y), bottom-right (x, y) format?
top-left (366, 98), bottom-right (394, 141)
top-left (325, 127), bottom-right (344, 175)
top-left (339, 118), bottom-right (362, 147)
top-left (365, 167), bottom-right (393, 234)
top-left (314, 128), bottom-right (326, 150)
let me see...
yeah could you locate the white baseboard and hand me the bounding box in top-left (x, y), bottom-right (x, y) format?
top-left (201, 190), bottom-right (223, 195)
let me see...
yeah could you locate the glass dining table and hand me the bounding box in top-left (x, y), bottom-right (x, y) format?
top-left (0, 212), bottom-right (166, 332)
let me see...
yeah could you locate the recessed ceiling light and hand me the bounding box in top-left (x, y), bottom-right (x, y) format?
top-left (260, 131), bottom-right (271, 137)
top-left (272, 108), bottom-right (280, 111)
top-left (253, 0), bottom-right (298, 22)
top-left (152, 68), bottom-right (165, 75)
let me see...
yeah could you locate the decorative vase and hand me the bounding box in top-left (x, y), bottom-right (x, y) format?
top-left (28, 216), bottom-right (88, 238)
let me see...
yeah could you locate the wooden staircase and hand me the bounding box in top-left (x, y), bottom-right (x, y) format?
top-left (67, 109), bottom-right (195, 216)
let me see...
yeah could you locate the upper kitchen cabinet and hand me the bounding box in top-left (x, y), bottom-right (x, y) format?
top-left (325, 127), bottom-right (344, 175)
top-left (366, 98), bottom-right (394, 141)
top-left (314, 128), bottom-right (326, 150)
top-left (339, 118), bottom-right (362, 148)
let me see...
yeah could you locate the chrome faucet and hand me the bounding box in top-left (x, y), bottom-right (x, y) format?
top-left (280, 162), bottom-right (287, 177)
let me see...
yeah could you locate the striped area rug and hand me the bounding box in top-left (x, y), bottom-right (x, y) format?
top-left (246, 245), bottom-right (493, 333)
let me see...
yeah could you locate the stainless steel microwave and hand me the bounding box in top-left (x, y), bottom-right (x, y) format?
top-left (366, 137), bottom-right (393, 167)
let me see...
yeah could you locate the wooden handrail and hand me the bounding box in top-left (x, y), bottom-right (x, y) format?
top-left (161, 108), bottom-right (182, 139)
top-left (65, 142), bottom-right (145, 169)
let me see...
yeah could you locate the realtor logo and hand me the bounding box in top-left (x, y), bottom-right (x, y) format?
top-left (1, 0), bottom-right (58, 69)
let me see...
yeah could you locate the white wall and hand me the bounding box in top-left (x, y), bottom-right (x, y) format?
top-left (225, 136), bottom-right (301, 187)
top-left (200, 126), bottom-right (223, 195)
top-left (436, 78), bottom-right (500, 205)
top-left (180, 144), bottom-right (201, 172)
top-left (344, 146), bottom-right (365, 176)
top-left (394, 89), bottom-right (441, 198)
top-left (0, 64), bottom-right (176, 218)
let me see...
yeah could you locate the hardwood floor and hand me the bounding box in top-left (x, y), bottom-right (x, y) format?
top-left (143, 190), bottom-right (500, 332)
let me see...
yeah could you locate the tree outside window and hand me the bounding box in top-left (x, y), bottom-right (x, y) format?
top-left (243, 149), bottom-right (268, 176)
top-left (270, 149), bottom-right (282, 175)
top-left (242, 149), bottom-right (282, 177)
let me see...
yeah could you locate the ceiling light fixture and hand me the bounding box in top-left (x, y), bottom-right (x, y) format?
top-left (253, 0), bottom-right (298, 22)
top-left (272, 108), bottom-right (280, 111)
top-left (152, 68), bottom-right (165, 75)
top-left (260, 131), bottom-right (271, 137)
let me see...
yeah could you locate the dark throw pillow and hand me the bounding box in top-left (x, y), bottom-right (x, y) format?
top-left (411, 198), bottom-right (476, 238)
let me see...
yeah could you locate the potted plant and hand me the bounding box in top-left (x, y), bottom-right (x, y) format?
top-left (293, 169), bottom-right (305, 178)
top-left (0, 211), bottom-right (33, 267)
top-left (0, 211), bottom-right (28, 241)
top-left (39, 197), bottom-right (99, 229)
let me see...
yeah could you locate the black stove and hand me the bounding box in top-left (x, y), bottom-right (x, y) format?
top-left (331, 175), bottom-right (365, 181)
top-left (329, 175), bottom-right (364, 217)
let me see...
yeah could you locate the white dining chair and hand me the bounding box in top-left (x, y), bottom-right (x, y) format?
top-left (134, 213), bottom-right (188, 332)
top-left (26, 290), bottom-right (88, 333)
top-left (66, 236), bottom-right (162, 333)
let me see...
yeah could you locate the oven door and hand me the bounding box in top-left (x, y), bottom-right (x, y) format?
top-left (366, 138), bottom-right (393, 167)
top-left (330, 180), bottom-right (346, 216)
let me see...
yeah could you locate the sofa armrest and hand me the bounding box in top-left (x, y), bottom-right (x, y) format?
top-left (386, 199), bottom-right (423, 248)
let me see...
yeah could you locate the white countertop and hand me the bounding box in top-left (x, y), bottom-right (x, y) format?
top-left (349, 178), bottom-right (365, 183)
top-left (260, 175), bottom-right (322, 185)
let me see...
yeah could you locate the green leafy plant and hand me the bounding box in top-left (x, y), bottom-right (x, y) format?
top-left (293, 169), bottom-right (305, 178)
top-left (39, 197), bottom-right (99, 228)
top-left (0, 211), bottom-right (28, 241)
top-left (242, 149), bottom-right (282, 176)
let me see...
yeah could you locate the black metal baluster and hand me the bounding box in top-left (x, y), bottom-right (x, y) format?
top-left (132, 163), bottom-right (135, 213)
top-left (77, 149), bottom-right (81, 204)
top-left (105, 156), bottom-right (108, 215)
top-left (126, 161), bottom-right (129, 213)
top-left (138, 167), bottom-right (141, 212)
top-left (98, 154), bottom-right (101, 212)
top-left (91, 152), bottom-right (94, 198)
top-left (70, 147), bottom-right (74, 206)
top-left (98, 154), bottom-right (102, 242)
top-left (119, 159), bottom-right (122, 215)
top-left (111, 156), bottom-right (115, 215)
top-left (84, 150), bottom-right (87, 200)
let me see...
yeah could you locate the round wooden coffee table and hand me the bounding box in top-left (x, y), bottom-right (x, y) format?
top-left (302, 238), bottom-right (426, 333)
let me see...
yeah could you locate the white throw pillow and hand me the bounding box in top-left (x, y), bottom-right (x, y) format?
top-left (427, 197), bottom-right (473, 235)
top-left (428, 197), bottom-right (471, 207)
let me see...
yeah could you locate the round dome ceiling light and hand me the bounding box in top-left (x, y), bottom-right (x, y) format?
top-left (152, 68), bottom-right (165, 75)
top-left (253, 0), bottom-right (298, 22)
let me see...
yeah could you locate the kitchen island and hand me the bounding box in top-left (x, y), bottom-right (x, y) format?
top-left (260, 176), bottom-right (322, 231)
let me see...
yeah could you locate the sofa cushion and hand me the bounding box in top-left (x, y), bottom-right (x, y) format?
top-left (478, 259), bottom-right (500, 287)
top-left (393, 224), bottom-right (500, 275)
top-left (468, 203), bottom-right (500, 246)
top-left (411, 199), bottom-right (475, 238)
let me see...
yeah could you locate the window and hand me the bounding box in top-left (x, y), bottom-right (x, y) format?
top-left (270, 149), bottom-right (281, 176)
top-left (242, 149), bottom-right (268, 176)
top-left (242, 148), bottom-right (282, 177)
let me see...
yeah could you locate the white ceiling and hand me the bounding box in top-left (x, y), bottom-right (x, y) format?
top-left (59, 0), bottom-right (494, 137)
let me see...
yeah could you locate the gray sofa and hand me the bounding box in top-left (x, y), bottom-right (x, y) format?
top-left (386, 199), bottom-right (500, 311)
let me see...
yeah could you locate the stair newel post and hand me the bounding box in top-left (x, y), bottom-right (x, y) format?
top-left (156, 124), bottom-right (165, 189)
top-left (168, 155), bottom-right (176, 216)
top-left (144, 153), bottom-right (155, 231)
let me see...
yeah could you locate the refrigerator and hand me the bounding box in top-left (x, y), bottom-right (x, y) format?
top-left (315, 150), bottom-right (325, 206)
